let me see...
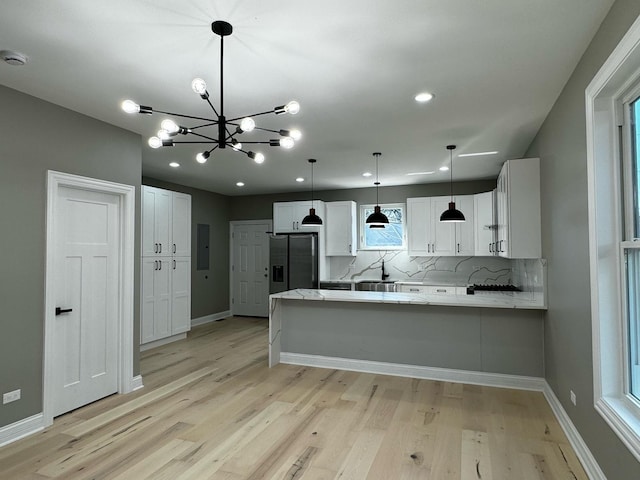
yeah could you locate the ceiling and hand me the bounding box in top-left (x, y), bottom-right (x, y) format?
top-left (0, 0), bottom-right (614, 196)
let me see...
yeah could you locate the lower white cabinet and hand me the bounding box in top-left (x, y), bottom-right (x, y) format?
top-left (326, 201), bottom-right (357, 256)
top-left (141, 256), bottom-right (191, 344)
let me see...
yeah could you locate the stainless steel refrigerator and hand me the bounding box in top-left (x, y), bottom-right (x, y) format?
top-left (269, 233), bottom-right (319, 294)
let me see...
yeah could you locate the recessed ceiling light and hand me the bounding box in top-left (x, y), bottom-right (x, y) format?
top-left (439, 166), bottom-right (449, 172)
top-left (296, 177), bottom-right (305, 182)
top-left (406, 171), bottom-right (435, 176)
top-left (414, 92), bottom-right (434, 103)
top-left (362, 172), bottom-right (373, 177)
top-left (458, 151), bottom-right (499, 157)
top-left (0, 50), bottom-right (28, 66)
top-left (169, 162), bottom-right (180, 168)
top-left (236, 181), bottom-right (245, 187)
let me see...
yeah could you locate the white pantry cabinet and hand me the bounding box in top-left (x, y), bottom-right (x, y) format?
top-left (141, 185), bottom-right (192, 345)
top-left (325, 201), bottom-right (357, 256)
top-left (273, 200), bottom-right (326, 232)
top-left (495, 158), bottom-right (541, 259)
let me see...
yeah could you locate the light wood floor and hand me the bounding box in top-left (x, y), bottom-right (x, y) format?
top-left (0, 317), bottom-right (586, 479)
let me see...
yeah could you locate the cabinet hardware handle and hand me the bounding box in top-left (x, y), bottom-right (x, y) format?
top-left (427, 244), bottom-right (431, 253)
top-left (174, 243), bottom-right (176, 254)
top-left (55, 307), bottom-right (73, 316)
top-left (457, 243), bottom-right (460, 253)
top-left (154, 243), bottom-right (158, 253)
top-left (159, 243), bottom-right (162, 253)
top-left (173, 259), bottom-right (176, 269)
top-left (489, 242), bottom-right (493, 253)
top-left (158, 260), bottom-right (162, 270)
top-left (154, 260), bottom-right (157, 270)
top-left (410, 288), bottom-right (419, 292)
top-left (436, 289), bottom-right (446, 293)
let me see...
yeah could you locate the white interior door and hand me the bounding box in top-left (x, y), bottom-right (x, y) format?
top-left (232, 222), bottom-right (270, 317)
top-left (53, 186), bottom-right (119, 416)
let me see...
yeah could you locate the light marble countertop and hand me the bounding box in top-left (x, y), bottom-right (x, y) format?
top-left (270, 288), bottom-right (546, 310)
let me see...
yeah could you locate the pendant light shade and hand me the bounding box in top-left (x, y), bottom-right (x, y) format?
top-left (366, 152), bottom-right (389, 228)
top-left (440, 145), bottom-right (465, 222)
top-left (301, 159), bottom-right (323, 225)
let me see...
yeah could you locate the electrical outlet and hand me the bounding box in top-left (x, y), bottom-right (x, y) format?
top-left (570, 390), bottom-right (576, 406)
top-left (3, 389), bottom-right (21, 404)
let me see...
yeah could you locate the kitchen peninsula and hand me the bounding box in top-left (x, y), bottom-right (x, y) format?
top-left (269, 288), bottom-right (546, 386)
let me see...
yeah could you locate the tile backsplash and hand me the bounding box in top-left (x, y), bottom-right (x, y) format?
top-left (330, 251), bottom-right (546, 293)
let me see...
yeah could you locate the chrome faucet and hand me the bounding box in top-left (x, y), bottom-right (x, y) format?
top-left (381, 260), bottom-right (390, 281)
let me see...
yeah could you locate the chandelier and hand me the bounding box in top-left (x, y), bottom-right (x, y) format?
top-left (121, 20), bottom-right (301, 165)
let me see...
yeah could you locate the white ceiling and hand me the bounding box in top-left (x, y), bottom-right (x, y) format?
top-left (0, 0), bottom-right (614, 196)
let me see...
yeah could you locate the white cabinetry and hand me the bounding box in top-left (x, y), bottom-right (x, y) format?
top-left (495, 158), bottom-right (541, 259)
top-left (273, 201), bottom-right (325, 232)
top-left (407, 196), bottom-right (473, 257)
top-left (474, 190), bottom-right (496, 256)
top-left (141, 186), bottom-right (192, 345)
top-left (326, 201), bottom-right (357, 256)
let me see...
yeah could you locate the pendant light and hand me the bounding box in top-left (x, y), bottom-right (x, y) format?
top-left (301, 159), bottom-right (323, 225)
top-left (366, 152), bottom-right (389, 228)
top-left (440, 144), bottom-right (466, 222)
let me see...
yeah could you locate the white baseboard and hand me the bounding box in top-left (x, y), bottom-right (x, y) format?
top-left (131, 375), bottom-right (144, 392)
top-left (0, 413), bottom-right (45, 448)
top-left (543, 383), bottom-right (606, 480)
top-left (191, 310), bottom-right (232, 327)
top-left (279, 352), bottom-right (546, 391)
top-left (140, 333), bottom-right (187, 351)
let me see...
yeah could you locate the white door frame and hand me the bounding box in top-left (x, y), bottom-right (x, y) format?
top-left (43, 170), bottom-right (136, 427)
top-left (229, 220), bottom-right (272, 317)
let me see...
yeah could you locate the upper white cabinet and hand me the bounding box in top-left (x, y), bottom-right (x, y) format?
top-left (142, 186), bottom-right (192, 257)
top-left (407, 196), bottom-right (473, 256)
top-left (273, 200), bottom-right (325, 232)
top-left (325, 201), bottom-right (357, 256)
top-left (474, 190), bottom-right (495, 256)
top-left (495, 158), bottom-right (541, 259)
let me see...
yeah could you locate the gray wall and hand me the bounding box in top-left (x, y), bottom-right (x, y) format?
top-left (143, 177), bottom-right (231, 319)
top-left (230, 180), bottom-right (496, 221)
top-left (0, 85), bottom-right (142, 428)
top-left (525, 0), bottom-right (640, 476)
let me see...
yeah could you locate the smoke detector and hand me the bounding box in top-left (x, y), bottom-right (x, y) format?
top-left (1, 50), bottom-right (28, 66)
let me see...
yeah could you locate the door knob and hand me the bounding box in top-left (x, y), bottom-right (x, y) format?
top-left (55, 307), bottom-right (73, 316)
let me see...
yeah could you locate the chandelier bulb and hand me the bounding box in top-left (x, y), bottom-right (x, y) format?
top-left (280, 137), bottom-right (295, 149)
top-left (157, 129), bottom-right (170, 140)
top-left (248, 151), bottom-right (265, 164)
top-left (160, 119), bottom-right (179, 134)
top-left (284, 101), bottom-right (300, 115)
top-left (121, 100), bottom-right (140, 114)
top-left (240, 117), bottom-right (256, 132)
top-left (196, 151), bottom-right (209, 164)
top-left (148, 136), bottom-right (162, 149)
top-left (191, 78), bottom-right (207, 95)
top-left (289, 129), bottom-right (302, 141)
top-left (231, 141), bottom-right (242, 151)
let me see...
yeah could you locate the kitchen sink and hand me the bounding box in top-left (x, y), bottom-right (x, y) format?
top-left (355, 280), bottom-right (397, 292)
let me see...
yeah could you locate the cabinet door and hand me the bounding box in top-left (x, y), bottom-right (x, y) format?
top-left (454, 195), bottom-right (475, 256)
top-left (326, 201), bottom-right (356, 256)
top-left (474, 191), bottom-right (495, 256)
top-left (171, 257), bottom-right (191, 335)
top-left (140, 257), bottom-right (171, 344)
top-left (273, 202), bottom-right (298, 232)
top-left (430, 197), bottom-right (456, 256)
top-left (496, 165), bottom-right (510, 257)
top-left (171, 192), bottom-right (191, 257)
top-left (407, 198), bottom-right (429, 256)
top-left (142, 186), bottom-right (171, 257)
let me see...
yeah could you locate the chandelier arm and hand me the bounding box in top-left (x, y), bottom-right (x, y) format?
top-left (235, 141), bottom-right (273, 145)
top-left (166, 140), bottom-right (221, 144)
top-left (190, 122), bottom-right (219, 130)
top-left (226, 109), bottom-right (276, 122)
top-left (253, 126), bottom-right (280, 134)
top-left (189, 131), bottom-right (219, 142)
top-left (204, 97), bottom-right (220, 117)
top-left (153, 110), bottom-right (217, 123)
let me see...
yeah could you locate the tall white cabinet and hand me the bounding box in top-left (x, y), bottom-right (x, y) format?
top-left (325, 201), bottom-right (357, 256)
top-left (141, 186), bottom-right (192, 345)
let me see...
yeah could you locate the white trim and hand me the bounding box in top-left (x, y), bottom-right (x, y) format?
top-left (0, 414), bottom-right (45, 448)
top-left (543, 384), bottom-right (607, 480)
top-left (140, 333), bottom-right (187, 351)
top-left (131, 375), bottom-right (144, 392)
top-left (44, 171), bottom-right (136, 428)
top-left (191, 310), bottom-right (232, 327)
top-left (279, 352), bottom-right (546, 391)
top-left (586, 14), bottom-right (640, 462)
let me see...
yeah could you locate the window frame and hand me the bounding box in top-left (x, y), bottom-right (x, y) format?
top-left (358, 202), bottom-right (407, 251)
top-left (586, 14), bottom-right (640, 462)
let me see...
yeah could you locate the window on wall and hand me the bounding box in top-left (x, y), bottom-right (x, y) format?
top-left (587, 16), bottom-right (640, 461)
top-left (359, 203), bottom-right (406, 250)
